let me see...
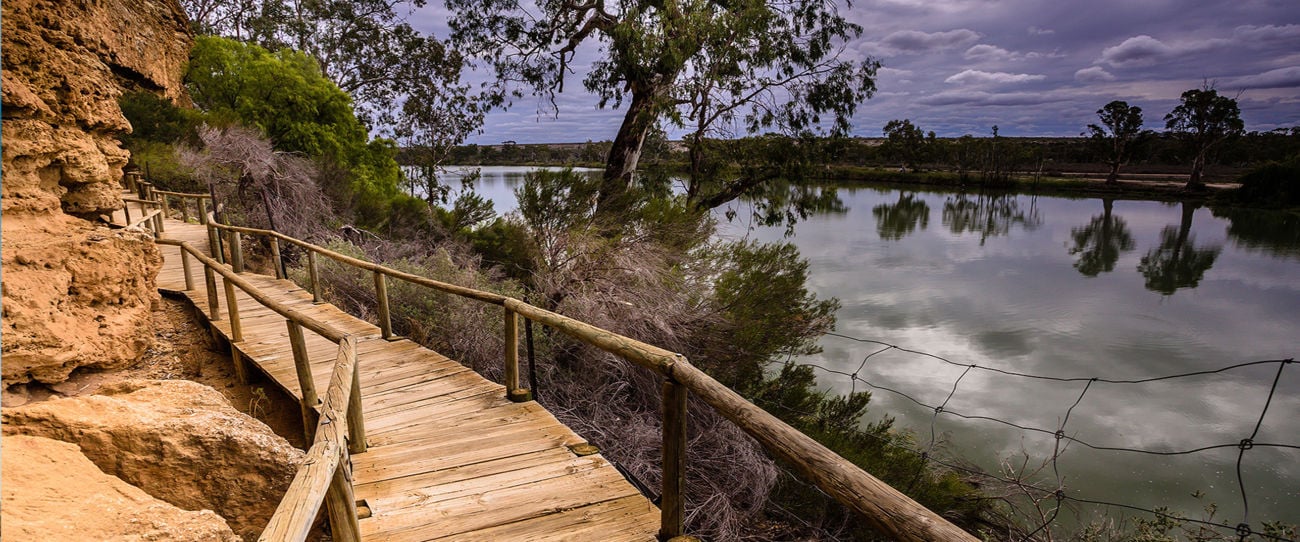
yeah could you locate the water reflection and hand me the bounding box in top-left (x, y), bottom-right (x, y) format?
top-left (1213, 207), bottom-right (1300, 259)
top-left (1137, 202), bottom-right (1222, 295)
top-left (871, 192), bottom-right (930, 240)
top-left (941, 192), bottom-right (1043, 245)
top-left (1068, 199), bottom-right (1136, 277)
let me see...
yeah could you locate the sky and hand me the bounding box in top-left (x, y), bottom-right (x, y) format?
top-left (412, 0), bottom-right (1300, 144)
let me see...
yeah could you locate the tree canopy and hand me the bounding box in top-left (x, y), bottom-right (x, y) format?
top-left (447, 0), bottom-right (877, 217)
top-left (1165, 86), bottom-right (1244, 189)
top-left (1086, 101), bottom-right (1145, 184)
top-left (186, 35), bottom-right (406, 227)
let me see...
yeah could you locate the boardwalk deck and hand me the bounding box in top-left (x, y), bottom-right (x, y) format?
top-left (144, 213), bottom-right (659, 541)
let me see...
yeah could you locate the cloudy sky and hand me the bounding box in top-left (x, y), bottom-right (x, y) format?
top-left (414, 0), bottom-right (1300, 144)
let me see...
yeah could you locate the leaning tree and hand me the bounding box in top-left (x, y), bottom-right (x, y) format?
top-left (446, 0), bottom-right (877, 219)
top-left (1164, 86), bottom-right (1244, 189)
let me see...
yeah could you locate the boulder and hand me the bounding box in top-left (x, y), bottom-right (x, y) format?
top-left (1, 434), bottom-right (240, 541)
top-left (2, 379), bottom-right (306, 540)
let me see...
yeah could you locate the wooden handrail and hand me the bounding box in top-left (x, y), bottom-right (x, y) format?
top-left (158, 237), bottom-right (363, 542)
top-left (159, 198), bottom-right (977, 541)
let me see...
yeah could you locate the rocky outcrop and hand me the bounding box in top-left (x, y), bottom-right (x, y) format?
top-left (2, 380), bottom-right (306, 540)
top-left (2, 434), bottom-right (240, 542)
top-left (1, 0), bottom-right (191, 387)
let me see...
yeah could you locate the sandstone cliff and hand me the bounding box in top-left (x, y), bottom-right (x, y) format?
top-left (2, 434), bottom-right (242, 541)
top-left (3, 379), bottom-right (307, 541)
top-left (1, 0), bottom-right (192, 386)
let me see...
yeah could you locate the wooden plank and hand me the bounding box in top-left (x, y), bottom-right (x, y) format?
top-left (428, 495), bottom-right (658, 542)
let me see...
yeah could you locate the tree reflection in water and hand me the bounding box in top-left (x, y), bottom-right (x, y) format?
top-left (871, 192), bottom-right (930, 240)
top-left (1069, 198), bottom-right (1136, 276)
top-left (941, 192), bottom-right (1042, 245)
top-left (1138, 202), bottom-right (1221, 294)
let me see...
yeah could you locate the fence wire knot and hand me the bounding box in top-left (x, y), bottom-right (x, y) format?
top-left (1236, 522), bottom-right (1252, 540)
top-left (1239, 438), bottom-right (1254, 450)
top-left (1054, 429), bottom-right (1065, 441)
top-left (933, 405), bottom-right (944, 414)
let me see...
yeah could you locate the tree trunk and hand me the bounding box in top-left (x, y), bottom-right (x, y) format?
top-left (1106, 162), bottom-right (1120, 184)
top-left (595, 84), bottom-right (665, 219)
top-left (1186, 150), bottom-right (1207, 190)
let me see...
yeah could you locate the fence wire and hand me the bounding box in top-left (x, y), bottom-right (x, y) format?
top-left (776, 332), bottom-right (1297, 542)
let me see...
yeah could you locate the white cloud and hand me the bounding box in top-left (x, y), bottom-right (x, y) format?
top-left (964, 44), bottom-right (1015, 61)
top-left (945, 69), bottom-right (1047, 85)
top-left (1098, 25), bottom-right (1300, 69)
top-left (917, 89), bottom-right (1068, 107)
top-left (1097, 35), bottom-right (1180, 67)
top-left (875, 29), bottom-right (982, 54)
top-left (1225, 66), bottom-right (1300, 89)
top-left (1074, 66), bottom-right (1117, 82)
top-left (1027, 26), bottom-right (1055, 36)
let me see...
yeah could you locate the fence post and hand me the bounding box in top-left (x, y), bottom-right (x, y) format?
top-left (503, 307), bottom-right (529, 402)
top-left (347, 345), bottom-right (367, 455)
top-left (374, 271), bottom-right (392, 339)
top-left (270, 237), bottom-right (284, 280)
top-left (223, 279), bottom-right (249, 383)
top-left (180, 197), bottom-right (190, 223)
top-left (199, 198), bottom-right (209, 225)
top-left (160, 193), bottom-right (171, 219)
top-left (180, 248), bottom-right (194, 291)
top-left (154, 210), bottom-right (164, 234)
top-left (308, 250), bottom-right (322, 303)
top-left (204, 265), bottom-right (220, 320)
top-left (123, 200), bottom-right (132, 225)
top-left (287, 320), bottom-right (320, 444)
top-left (325, 454), bottom-right (361, 542)
top-left (660, 378), bottom-right (688, 540)
top-left (230, 231), bottom-right (244, 273)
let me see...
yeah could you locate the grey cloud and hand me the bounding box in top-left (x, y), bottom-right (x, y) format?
top-left (944, 70), bottom-right (1047, 85)
top-left (917, 90), bottom-right (1066, 107)
top-left (877, 29), bottom-right (981, 54)
top-left (1074, 66), bottom-right (1117, 82)
top-left (1226, 66), bottom-right (1300, 89)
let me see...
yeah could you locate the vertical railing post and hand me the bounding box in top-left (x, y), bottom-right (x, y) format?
top-left (504, 307), bottom-right (529, 402)
top-left (230, 231), bottom-right (244, 273)
top-left (287, 320), bottom-right (320, 444)
top-left (308, 250), bottom-right (322, 303)
top-left (346, 339), bottom-right (367, 454)
top-left (180, 248), bottom-right (194, 291)
top-left (204, 265), bottom-right (220, 320)
top-left (180, 197), bottom-right (191, 223)
top-left (223, 279), bottom-right (249, 383)
top-left (325, 452), bottom-right (361, 542)
top-left (660, 378), bottom-right (688, 540)
top-left (374, 271), bottom-right (392, 339)
top-left (199, 198), bottom-right (209, 225)
top-left (269, 237), bottom-right (284, 279)
top-left (122, 199), bottom-right (132, 225)
top-left (154, 208), bottom-right (164, 234)
top-left (160, 193), bottom-right (171, 219)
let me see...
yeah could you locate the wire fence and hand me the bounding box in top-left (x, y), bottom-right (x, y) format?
top-left (776, 331), bottom-right (1297, 542)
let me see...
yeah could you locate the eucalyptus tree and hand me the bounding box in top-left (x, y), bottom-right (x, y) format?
top-left (1068, 198), bottom-right (1135, 276)
top-left (446, 0), bottom-right (877, 218)
top-left (1165, 86), bottom-right (1244, 189)
top-left (1086, 101), bottom-right (1145, 184)
top-left (881, 119), bottom-right (931, 171)
top-left (1138, 202), bottom-right (1221, 294)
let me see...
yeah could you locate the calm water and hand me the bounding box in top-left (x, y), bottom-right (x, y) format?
top-left (449, 167), bottom-right (1300, 530)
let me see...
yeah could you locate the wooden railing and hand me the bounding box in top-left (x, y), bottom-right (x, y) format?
top-left (157, 237), bottom-right (366, 542)
top-left (190, 213), bottom-right (978, 542)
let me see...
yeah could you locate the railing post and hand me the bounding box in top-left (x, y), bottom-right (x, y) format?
top-left (374, 271), bottom-right (392, 340)
top-left (223, 279), bottom-right (249, 383)
top-left (180, 248), bottom-right (194, 291)
top-left (180, 197), bottom-right (191, 223)
top-left (660, 378), bottom-right (688, 540)
top-left (325, 452), bottom-right (361, 542)
top-left (209, 224), bottom-right (224, 265)
top-left (230, 231), bottom-right (244, 273)
top-left (287, 320), bottom-right (320, 444)
top-left (270, 237), bottom-right (284, 280)
top-left (503, 307), bottom-right (529, 402)
top-left (154, 209), bottom-right (164, 234)
top-left (199, 198), bottom-right (209, 225)
top-left (160, 193), bottom-right (171, 219)
top-left (347, 346), bottom-right (367, 454)
top-left (122, 200), bottom-right (132, 225)
top-left (308, 250), bottom-right (323, 303)
top-left (204, 265), bottom-right (220, 320)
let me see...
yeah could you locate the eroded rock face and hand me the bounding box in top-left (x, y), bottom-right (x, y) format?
top-left (2, 380), bottom-right (306, 541)
top-left (1, 434), bottom-right (241, 542)
top-left (1, 0), bottom-right (191, 387)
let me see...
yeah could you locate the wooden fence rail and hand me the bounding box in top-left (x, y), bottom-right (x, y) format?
top-left (190, 210), bottom-right (978, 542)
top-left (155, 237), bottom-right (365, 542)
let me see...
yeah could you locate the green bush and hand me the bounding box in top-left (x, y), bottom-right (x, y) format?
top-left (1230, 156), bottom-right (1300, 208)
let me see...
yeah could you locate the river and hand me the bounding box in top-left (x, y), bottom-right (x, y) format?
top-left (441, 166), bottom-right (1300, 532)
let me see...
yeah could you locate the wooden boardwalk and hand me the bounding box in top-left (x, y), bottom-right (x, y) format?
top-left (146, 216), bottom-right (659, 541)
